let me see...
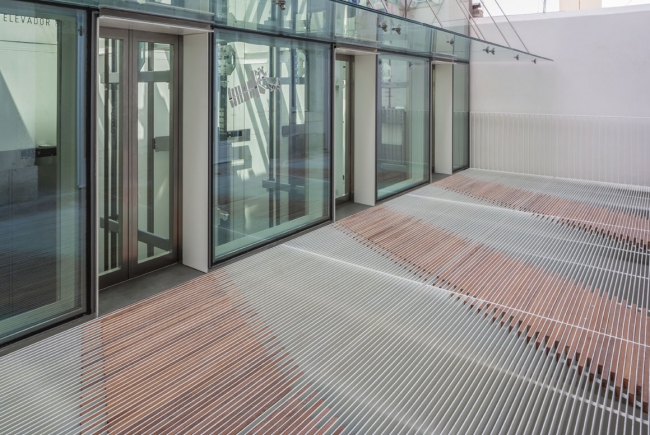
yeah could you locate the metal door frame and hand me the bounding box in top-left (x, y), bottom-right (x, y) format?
top-left (98, 27), bottom-right (181, 289)
top-left (334, 54), bottom-right (354, 206)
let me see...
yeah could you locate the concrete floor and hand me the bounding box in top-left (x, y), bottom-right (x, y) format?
top-left (99, 264), bottom-right (204, 316)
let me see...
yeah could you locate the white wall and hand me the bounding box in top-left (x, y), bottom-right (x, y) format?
top-left (470, 5), bottom-right (650, 187)
top-left (352, 55), bottom-right (376, 207)
top-left (182, 33), bottom-right (210, 273)
top-left (0, 18), bottom-right (58, 161)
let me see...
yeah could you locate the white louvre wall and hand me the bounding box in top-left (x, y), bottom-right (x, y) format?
top-left (470, 5), bottom-right (650, 187)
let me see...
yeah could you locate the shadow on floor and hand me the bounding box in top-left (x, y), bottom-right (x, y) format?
top-left (431, 172), bottom-right (451, 183)
top-left (336, 202), bottom-right (372, 221)
top-left (99, 264), bottom-right (205, 316)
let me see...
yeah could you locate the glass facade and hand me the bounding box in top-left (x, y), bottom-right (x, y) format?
top-left (452, 62), bottom-right (470, 171)
top-left (213, 31), bottom-right (331, 262)
top-left (377, 54), bottom-right (430, 200)
top-left (0, 0), bottom-right (88, 344)
top-left (0, 0), bottom-right (483, 349)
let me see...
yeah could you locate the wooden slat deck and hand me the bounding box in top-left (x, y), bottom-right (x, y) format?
top-left (338, 204), bottom-right (649, 413)
top-left (77, 271), bottom-right (345, 434)
top-left (436, 174), bottom-right (650, 250)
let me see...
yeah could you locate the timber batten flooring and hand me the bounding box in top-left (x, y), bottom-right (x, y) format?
top-left (0, 169), bottom-right (648, 434)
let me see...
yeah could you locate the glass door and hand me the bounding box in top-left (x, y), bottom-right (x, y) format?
top-left (334, 55), bottom-right (353, 205)
top-left (98, 29), bottom-right (179, 289)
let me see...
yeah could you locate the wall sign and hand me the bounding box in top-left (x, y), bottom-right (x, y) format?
top-left (2, 14), bottom-right (54, 26)
top-left (228, 67), bottom-right (281, 109)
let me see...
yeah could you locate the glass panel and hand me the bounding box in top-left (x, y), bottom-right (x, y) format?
top-left (334, 59), bottom-right (350, 201)
top-left (214, 31), bottom-right (331, 262)
top-left (98, 37), bottom-right (124, 276)
top-left (452, 63), bottom-right (470, 171)
top-left (333, 1), bottom-right (379, 46)
top-left (377, 54), bottom-right (430, 200)
top-left (1, 0), bottom-right (548, 63)
top-left (137, 42), bottom-right (174, 263)
top-left (0, 0), bottom-right (87, 344)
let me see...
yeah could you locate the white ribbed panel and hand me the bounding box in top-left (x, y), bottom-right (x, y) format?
top-left (470, 113), bottom-right (650, 188)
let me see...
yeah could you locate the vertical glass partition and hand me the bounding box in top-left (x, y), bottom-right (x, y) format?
top-left (452, 62), bottom-right (470, 170)
top-left (213, 31), bottom-right (331, 262)
top-left (0, 0), bottom-right (88, 345)
top-left (376, 54), bottom-right (430, 200)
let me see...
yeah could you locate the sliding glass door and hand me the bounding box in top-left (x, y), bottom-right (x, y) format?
top-left (213, 31), bottom-right (331, 262)
top-left (376, 54), bottom-right (430, 200)
top-left (0, 0), bottom-right (88, 345)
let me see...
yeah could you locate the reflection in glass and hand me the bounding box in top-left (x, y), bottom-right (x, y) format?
top-left (213, 31), bottom-right (331, 262)
top-left (377, 54), bottom-right (430, 200)
top-left (453, 63), bottom-right (470, 171)
top-left (137, 42), bottom-right (174, 263)
top-left (0, 0), bottom-right (87, 344)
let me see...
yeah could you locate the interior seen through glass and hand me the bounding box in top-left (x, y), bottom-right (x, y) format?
top-left (0, 0), bottom-right (87, 344)
top-left (213, 32), bottom-right (331, 262)
top-left (98, 31), bottom-right (176, 288)
top-left (377, 54), bottom-right (430, 200)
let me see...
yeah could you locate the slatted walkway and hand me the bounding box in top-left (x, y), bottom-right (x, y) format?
top-left (0, 169), bottom-right (647, 434)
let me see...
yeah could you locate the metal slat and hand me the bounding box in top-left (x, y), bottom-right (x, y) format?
top-left (0, 169), bottom-right (648, 434)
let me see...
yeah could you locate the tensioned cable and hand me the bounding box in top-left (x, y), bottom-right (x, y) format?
top-left (449, 0), bottom-right (488, 41)
top-left (423, 0), bottom-right (446, 29)
top-left (489, 0), bottom-right (530, 52)
top-left (478, 0), bottom-right (511, 48)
